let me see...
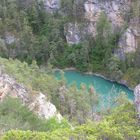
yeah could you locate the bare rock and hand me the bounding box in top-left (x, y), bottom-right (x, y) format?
top-left (29, 92), bottom-right (62, 121)
top-left (0, 72), bottom-right (62, 121)
top-left (4, 32), bottom-right (17, 45)
top-left (64, 23), bottom-right (81, 45)
top-left (84, 0), bottom-right (131, 27)
top-left (44, 0), bottom-right (61, 13)
top-left (118, 28), bottom-right (137, 53)
top-left (134, 84), bottom-right (140, 118)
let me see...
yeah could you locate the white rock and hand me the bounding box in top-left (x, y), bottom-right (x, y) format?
top-left (30, 92), bottom-right (62, 121)
top-left (134, 84), bottom-right (140, 118)
top-left (112, 1), bottom-right (119, 11)
top-left (4, 32), bottom-right (16, 45)
top-left (0, 73), bottom-right (62, 121)
top-left (119, 28), bottom-right (137, 53)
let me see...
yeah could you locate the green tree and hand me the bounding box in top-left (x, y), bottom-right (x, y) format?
top-left (107, 56), bottom-right (123, 80)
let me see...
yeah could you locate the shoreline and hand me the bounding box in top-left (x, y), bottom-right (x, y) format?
top-left (54, 67), bottom-right (134, 92)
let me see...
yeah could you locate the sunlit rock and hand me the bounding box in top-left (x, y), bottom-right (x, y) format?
top-left (84, 0), bottom-right (130, 27)
top-left (29, 92), bottom-right (62, 121)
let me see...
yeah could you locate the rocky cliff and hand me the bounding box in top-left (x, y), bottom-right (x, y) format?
top-left (0, 72), bottom-right (62, 121)
top-left (44, 0), bottom-right (140, 58)
top-left (84, 0), bottom-right (140, 57)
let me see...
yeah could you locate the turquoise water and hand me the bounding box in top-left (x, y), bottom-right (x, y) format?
top-left (55, 70), bottom-right (134, 110)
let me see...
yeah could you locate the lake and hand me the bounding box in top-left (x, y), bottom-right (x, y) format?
top-left (55, 70), bottom-right (134, 110)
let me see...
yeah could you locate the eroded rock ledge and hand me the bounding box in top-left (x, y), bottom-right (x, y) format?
top-left (0, 73), bottom-right (62, 121)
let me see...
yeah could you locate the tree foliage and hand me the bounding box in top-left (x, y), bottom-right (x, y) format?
top-left (2, 102), bottom-right (140, 140)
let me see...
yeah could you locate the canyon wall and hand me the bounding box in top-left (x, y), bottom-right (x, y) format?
top-left (44, 0), bottom-right (140, 58)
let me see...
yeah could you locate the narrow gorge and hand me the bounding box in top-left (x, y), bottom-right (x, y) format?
top-left (0, 0), bottom-right (140, 139)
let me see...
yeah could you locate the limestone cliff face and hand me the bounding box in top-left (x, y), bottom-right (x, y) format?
top-left (60, 0), bottom-right (140, 56)
top-left (134, 84), bottom-right (140, 118)
top-left (64, 23), bottom-right (82, 45)
top-left (88, 0), bottom-right (140, 54)
top-left (84, 0), bottom-right (140, 55)
top-left (84, 0), bottom-right (130, 26)
top-left (0, 73), bottom-right (62, 121)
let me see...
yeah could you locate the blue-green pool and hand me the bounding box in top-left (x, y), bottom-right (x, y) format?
top-left (55, 70), bottom-right (134, 109)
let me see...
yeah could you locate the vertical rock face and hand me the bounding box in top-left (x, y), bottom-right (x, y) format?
top-left (29, 93), bottom-right (62, 120)
top-left (134, 84), bottom-right (140, 118)
top-left (64, 23), bottom-right (81, 45)
top-left (63, 0), bottom-right (133, 46)
top-left (44, 0), bottom-right (61, 13)
top-left (40, 0), bottom-right (140, 53)
top-left (0, 73), bottom-right (62, 121)
top-left (84, 0), bottom-right (102, 23)
top-left (115, 27), bottom-right (140, 59)
top-left (84, 0), bottom-right (140, 57)
top-left (84, 0), bottom-right (130, 27)
top-left (118, 28), bottom-right (137, 53)
top-left (4, 32), bottom-right (16, 45)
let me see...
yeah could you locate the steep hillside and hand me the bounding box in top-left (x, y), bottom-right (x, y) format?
top-left (0, 73), bottom-right (62, 120)
top-left (0, 1), bottom-right (140, 139)
top-left (1, 102), bottom-right (140, 140)
top-left (0, 0), bottom-right (140, 87)
top-left (0, 57), bottom-right (139, 139)
top-left (0, 57), bottom-right (96, 123)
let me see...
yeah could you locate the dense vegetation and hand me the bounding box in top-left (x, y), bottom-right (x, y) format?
top-left (0, 57), bottom-right (96, 123)
top-left (0, 97), bottom-right (70, 133)
top-left (1, 101), bottom-right (140, 140)
top-left (0, 56), bottom-right (139, 140)
top-left (0, 0), bottom-right (140, 139)
top-left (0, 0), bottom-right (140, 87)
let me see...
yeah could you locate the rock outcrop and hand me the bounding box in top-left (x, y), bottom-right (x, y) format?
top-left (0, 73), bottom-right (62, 121)
top-left (62, 0), bottom-right (140, 56)
top-left (84, 0), bottom-right (130, 26)
top-left (118, 28), bottom-right (137, 53)
top-left (43, 0), bottom-right (61, 13)
top-left (84, 0), bottom-right (131, 39)
top-left (64, 23), bottom-right (81, 45)
top-left (4, 32), bottom-right (17, 45)
top-left (115, 26), bottom-right (140, 59)
top-left (134, 84), bottom-right (140, 118)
